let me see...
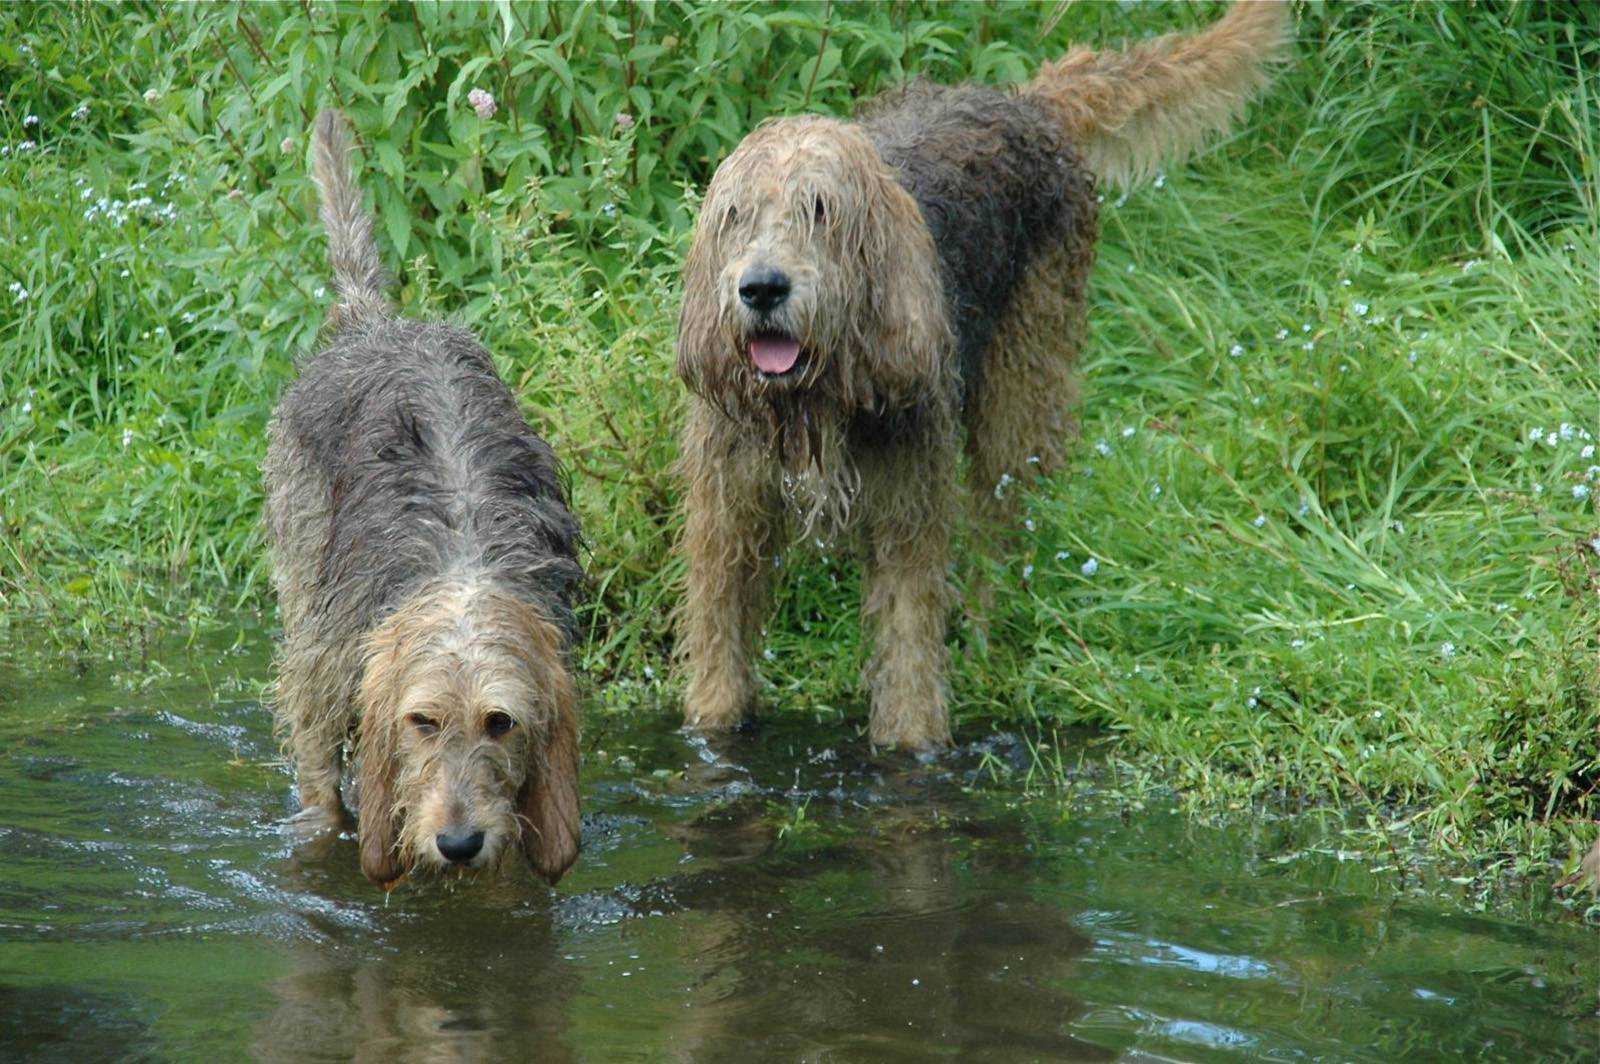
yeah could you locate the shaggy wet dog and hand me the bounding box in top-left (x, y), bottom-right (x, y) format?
top-left (676, 2), bottom-right (1289, 750)
top-left (265, 111), bottom-right (584, 888)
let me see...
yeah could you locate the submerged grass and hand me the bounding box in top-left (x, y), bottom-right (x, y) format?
top-left (1, 1), bottom-right (1595, 881)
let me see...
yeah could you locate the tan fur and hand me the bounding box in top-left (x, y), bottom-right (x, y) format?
top-left (1030, 0), bottom-right (1291, 187)
top-left (350, 581), bottom-right (580, 887)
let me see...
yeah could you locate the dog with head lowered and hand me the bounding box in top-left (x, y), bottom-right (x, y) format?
top-left (675, 2), bottom-right (1290, 751)
top-left (265, 110), bottom-right (584, 888)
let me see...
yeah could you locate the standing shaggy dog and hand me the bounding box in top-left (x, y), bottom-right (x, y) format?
top-left (265, 111), bottom-right (584, 888)
top-left (676, 2), bottom-right (1289, 750)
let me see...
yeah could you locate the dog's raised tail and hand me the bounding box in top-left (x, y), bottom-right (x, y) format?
top-left (311, 109), bottom-right (390, 328)
top-left (1028, 0), bottom-right (1291, 188)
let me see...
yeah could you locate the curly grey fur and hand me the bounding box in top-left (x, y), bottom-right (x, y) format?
top-left (311, 109), bottom-right (391, 328)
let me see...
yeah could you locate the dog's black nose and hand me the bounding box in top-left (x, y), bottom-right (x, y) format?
top-left (436, 829), bottom-right (485, 864)
top-left (738, 266), bottom-right (791, 313)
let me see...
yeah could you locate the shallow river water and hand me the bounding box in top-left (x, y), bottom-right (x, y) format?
top-left (0, 623), bottom-right (1594, 1061)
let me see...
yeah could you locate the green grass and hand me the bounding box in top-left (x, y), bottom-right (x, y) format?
top-left (1, 1), bottom-right (1596, 883)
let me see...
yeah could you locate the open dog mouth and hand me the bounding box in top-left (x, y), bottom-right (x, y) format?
top-left (748, 333), bottom-right (804, 377)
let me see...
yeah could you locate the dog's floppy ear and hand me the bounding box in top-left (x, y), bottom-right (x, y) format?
top-left (355, 717), bottom-right (405, 886)
top-left (676, 206), bottom-right (730, 403)
top-left (355, 639), bottom-right (408, 888)
top-left (519, 675), bottom-right (581, 885)
top-left (854, 170), bottom-right (954, 407)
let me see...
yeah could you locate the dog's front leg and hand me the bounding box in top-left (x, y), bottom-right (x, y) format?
top-left (861, 434), bottom-right (956, 752)
top-left (677, 402), bottom-right (779, 732)
top-left (276, 634), bottom-right (357, 836)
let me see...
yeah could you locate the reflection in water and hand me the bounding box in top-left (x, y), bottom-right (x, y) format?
top-left (0, 625), bottom-right (1595, 1062)
top-left (256, 911), bottom-right (575, 1064)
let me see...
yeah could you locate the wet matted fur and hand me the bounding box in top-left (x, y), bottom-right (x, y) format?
top-left (265, 110), bottom-right (584, 888)
top-left (675, 2), bottom-right (1289, 751)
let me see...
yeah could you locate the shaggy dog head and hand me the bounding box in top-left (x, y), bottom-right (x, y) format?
top-left (353, 581), bottom-right (580, 889)
top-left (677, 115), bottom-right (953, 423)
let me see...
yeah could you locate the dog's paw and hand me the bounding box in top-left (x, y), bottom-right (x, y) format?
top-left (286, 802), bottom-right (352, 842)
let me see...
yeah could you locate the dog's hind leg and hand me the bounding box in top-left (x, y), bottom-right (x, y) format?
top-left (962, 241), bottom-right (1093, 622)
top-left (860, 430), bottom-right (957, 752)
top-left (677, 402), bottom-right (781, 732)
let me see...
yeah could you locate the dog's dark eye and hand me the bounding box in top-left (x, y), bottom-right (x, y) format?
top-left (813, 196), bottom-right (826, 223)
top-left (724, 204), bottom-right (738, 225)
top-left (406, 713), bottom-right (439, 736)
top-left (485, 711), bottom-right (516, 739)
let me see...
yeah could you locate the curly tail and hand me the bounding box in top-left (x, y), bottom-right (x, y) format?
top-left (1028, 0), bottom-right (1291, 188)
top-left (311, 109), bottom-right (390, 328)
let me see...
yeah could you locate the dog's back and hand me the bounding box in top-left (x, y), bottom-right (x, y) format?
top-left (273, 320), bottom-right (581, 638)
top-left (861, 85), bottom-right (1093, 406)
top-left (267, 111), bottom-right (581, 646)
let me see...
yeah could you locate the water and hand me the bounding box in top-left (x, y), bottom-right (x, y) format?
top-left (1, 624), bottom-right (1594, 1062)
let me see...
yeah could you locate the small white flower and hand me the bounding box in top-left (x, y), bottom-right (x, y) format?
top-left (314, 286), bottom-right (326, 299)
top-left (1559, 423), bottom-right (1575, 440)
top-left (17, 139), bottom-right (36, 152)
top-left (1290, 638), bottom-right (1306, 649)
top-left (1545, 433), bottom-right (1558, 447)
top-left (119, 269), bottom-right (130, 278)
top-left (72, 103), bottom-right (90, 121)
top-left (1149, 482), bottom-right (1162, 499)
top-left (279, 136), bottom-right (294, 154)
top-left (1301, 341), bottom-right (1314, 351)
top-left (143, 88), bottom-right (160, 104)
top-left (1024, 518), bottom-right (1035, 532)
top-left (181, 311), bottom-right (196, 323)
top-left (1246, 697), bottom-right (1258, 708)
top-left (467, 87), bottom-right (497, 119)
top-left (642, 665), bottom-right (655, 680)
top-left (1228, 343), bottom-right (1244, 357)
top-left (1438, 641), bottom-right (1456, 659)
top-left (1461, 258), bottom-right (1481, 272)
top-left (1390, 520), bottom-right (1404, 534)
top-left (1094, 439), bottom-right (1112, 457)
top-left (1054, 550), bottom-right (1070, 561)
top-left (993, 472), bottom-right (1014, 499)
top-left (1026, 455), bottom-right (1040, 465)
top-left (1022, 563), bottom-right (1034, 580)
top-left (1125, 263), bottom-right (1135, 274)
top-left (1574, 484), bottom-right (1591, 501)
top-left (1252, 514), bottom-right (1266, 528)
top-left (1532, 483), bottom-right (1543, 495)
top-left (1340, 278), bottom-right (1351, 287)
top-left (762, 648), bottom-right (775, 662)
top-left (121, 428), bottom-right (133, 449)
top-left (1528, 427), bottom-right (1545, 441)
top-left (1586, 466), bottom-right (1599, 479)
top-left (1121, 426), bottom-right (1135, 439)
top-left (1298, 498), bottom-right (1311, 518)
top-left (1080, 557), bottom-right (1099, 577)
top-left (21, 402), bottom-right (32, 415)
top-left (1407, 352), bottom-right (1419, 366)
top-left (1152, 172), bottom-right (1166, 189)
top-left (1302, 323), bottom-right (1312, 333)
top-left (1590, 537), bottom-right (1600, 556)
top-left (1275, 328), bottom-right (1289, 340)
top-left (1352, 302), bottom-right (1369, 316)
top-left (1582, 444), bottom-right (1595, 459)
top-left (23, 114), bottom-right (39, 127)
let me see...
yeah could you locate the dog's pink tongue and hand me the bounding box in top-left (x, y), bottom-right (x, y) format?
top-left (750, 337), bottom-right (801, 374)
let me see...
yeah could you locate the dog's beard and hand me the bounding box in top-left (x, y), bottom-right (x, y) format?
top-left (768, 397), bottom-right (856, 540)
